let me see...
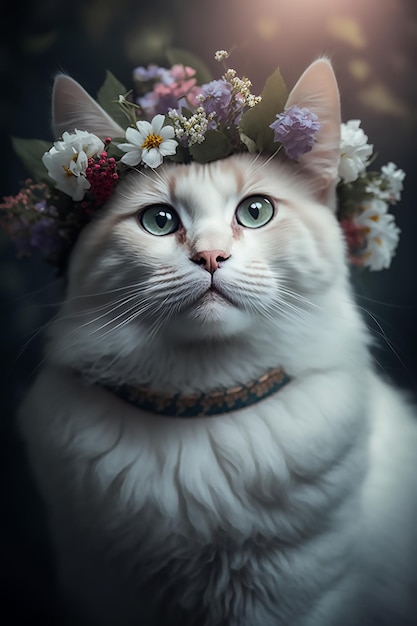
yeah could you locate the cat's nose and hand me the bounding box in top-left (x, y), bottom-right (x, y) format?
top-left (191, 250), bottom-right (230, 274)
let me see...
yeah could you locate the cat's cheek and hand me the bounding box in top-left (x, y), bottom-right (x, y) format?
top-left (175, 226), bottom-right (187, 246)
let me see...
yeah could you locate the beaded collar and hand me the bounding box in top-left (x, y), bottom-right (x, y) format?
top-left (104, 367), bottom-right (291, 418)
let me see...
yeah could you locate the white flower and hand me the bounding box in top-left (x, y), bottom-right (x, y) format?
top-left (339, 120), bottom-right (373, 184)
top-left (365, 178), bottom-right (386, 199)
top-left (56, 130), bottom-right (105, 157)
top-left (214, 50), bottom-right (230, 62)
top-left (353, 198), bottom-right (400, 271)
top-left (365, 162), bottom-right (406, 205)
top-left (42, 129), bottom-right (105, 201)
top-left (118, 115), bottom-right (178, 168)
top-left (380, 162), bottom-right (405, 203)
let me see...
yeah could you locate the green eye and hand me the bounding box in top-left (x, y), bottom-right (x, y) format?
top-left (140, 205), bottom-right (180, 236)
top-left (236, 196), bottom-right (274, 229)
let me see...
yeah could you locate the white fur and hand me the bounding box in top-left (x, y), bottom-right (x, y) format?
top-left (19, 62), bottom-right (417, 625)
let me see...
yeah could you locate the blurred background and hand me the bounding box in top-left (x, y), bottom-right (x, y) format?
top-left (0, 0), bottom-right (416, 623)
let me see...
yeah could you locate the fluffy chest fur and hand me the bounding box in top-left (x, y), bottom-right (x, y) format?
top-left (24, 363), bottom-right (371, 626)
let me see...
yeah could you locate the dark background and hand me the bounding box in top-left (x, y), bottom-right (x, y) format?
top-left (1, 0), bottom-right (416, 623)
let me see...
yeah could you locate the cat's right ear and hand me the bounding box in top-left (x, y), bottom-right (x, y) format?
top-left (52, 75), bottom-right (125, 140)
top-left (284, 59), bottom-right (341, 210)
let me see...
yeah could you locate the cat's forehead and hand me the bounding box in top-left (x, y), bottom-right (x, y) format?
top-left (113, 155), bottom-right (308, 219)
top-left (110, 155), bottom-right (305, 221)
top-left (167, 156), bottom-right (301, 203)
top-left (168, 159), bottom-right (245, 216)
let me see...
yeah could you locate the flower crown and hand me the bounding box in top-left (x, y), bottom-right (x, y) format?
top-left (1, 49), bottom-right (405, 272)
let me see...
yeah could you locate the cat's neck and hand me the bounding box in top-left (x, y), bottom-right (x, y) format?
top-left (139, 334), bottom-right (285, 393)
top-left (69, 332), bottom-right (285, 394)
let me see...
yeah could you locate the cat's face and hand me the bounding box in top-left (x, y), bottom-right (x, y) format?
top-left (66, 154), bottom-right (347, 345)
top-left (48, 59), bottom-right (355, 382)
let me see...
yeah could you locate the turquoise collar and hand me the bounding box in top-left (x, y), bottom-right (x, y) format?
top-left (105, 367), bottom-right (291, 418)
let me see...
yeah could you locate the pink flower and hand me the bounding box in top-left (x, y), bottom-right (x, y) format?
top-left (135, 64), bottom-right (200, 120)
top-left (340, 218), bottom-right (367, 265)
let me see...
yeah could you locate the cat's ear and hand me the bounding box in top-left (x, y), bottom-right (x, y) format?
top-left (52, 74), bottom-right (125, 140)
top-left (285, 58), bottom-right (341, 208)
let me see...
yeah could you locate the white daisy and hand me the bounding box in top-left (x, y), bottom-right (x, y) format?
top-left (338, 119), bottom-right (373, 184)
top-left (118, 114), bottom-right (178, 168)
top-left (353, 198), bottom-right (400, 271)
top-left (42, 129), bottom-right (104, 201)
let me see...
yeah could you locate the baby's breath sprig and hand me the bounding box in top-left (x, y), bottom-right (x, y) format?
top-left (214, 50), bottom-right (230, 62)
top-left (168, 107), bottom-right (216, 146)
top-left (223, 69), bottom-right (262, 109)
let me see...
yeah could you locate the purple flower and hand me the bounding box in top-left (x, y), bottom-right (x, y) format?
top-left (200, 80), bottom-right (233, 122)
top-left (269, 106), bottom-right (320, 161)
top-left (30, 217), bottom-right (61, 255)
top-left (134, 65), bottom-right (165, 81)
top-left (34, 200), bottom-right (48, 213)
top-left (155, 93), bottom-right (180, 115)
top-left (137, 92), bottom-right (159, 118)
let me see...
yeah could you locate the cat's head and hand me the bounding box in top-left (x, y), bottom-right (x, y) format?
top-left (48, 60), bottom-right (362, 384)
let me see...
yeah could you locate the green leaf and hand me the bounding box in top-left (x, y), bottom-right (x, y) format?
top-left (166, 47), bottom-right (212, 85)
top-left (180, 107), bottom-right (194, 120)
top-left (97, 71), bottom-right (129, 129)
top-left (240, 68), bottom-right (288, 153)
top-left (189, 130), bottom-right (232, 163)
top-left (166, 144), bottom-right (190, 164)
top-left (11, 137), bottom-right (52, 182)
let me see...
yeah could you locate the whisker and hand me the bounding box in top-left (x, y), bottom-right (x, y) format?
top-left (15, 318), bottom-right (56, 363)
top-left (355, 293), bottom-right (415, 310)
top-left (358, 306), bottom-right (413, 378)
top-left (10, 277), bottom-right (63, 305)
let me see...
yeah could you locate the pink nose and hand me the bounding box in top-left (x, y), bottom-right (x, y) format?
top-left (191, 250), bottom-right (230, 274)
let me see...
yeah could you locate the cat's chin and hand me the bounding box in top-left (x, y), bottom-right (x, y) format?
top-left (172, 290), bottom-right (253, 340)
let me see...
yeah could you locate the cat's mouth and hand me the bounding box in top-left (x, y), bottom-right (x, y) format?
top-left (201, 284), bottom-right (236, 306)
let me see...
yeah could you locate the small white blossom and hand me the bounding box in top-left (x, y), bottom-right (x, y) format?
top-left (365, 162), bottom-right (406, 205)
top-left (380, 162), bottom-right (405, 203)
top-left (353, 198), bottom-right (400, 270)
top-left (365, 178), bottom-right (387, 200)
top-left (42, 129), bottom-right (104, 201)
top-left (339, 120), bottom-right (373, 184)
top-left (214, 50), bottom-right (230, 62)
top-left (118, 115), bottom-right (178, 168)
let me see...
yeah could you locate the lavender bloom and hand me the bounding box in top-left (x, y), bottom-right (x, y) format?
top-left (138, 92), bottom-right (182, 119)
top-left (30, 217), bottom-right (61, 255)
top-left (137, 92), bottom-right (159, 118)
top-left (134, 65), bottom-right (165, 81)
top-left (270, 106), bottom-right (320, 161)
top-left (200, 80), bottom-right (233, 123)
top-left (34, 200), bottom-right (48, 213)
top-left (155, 93), bottom-right (180, 115)
top-left (158, 68), bottom-right (175, 86)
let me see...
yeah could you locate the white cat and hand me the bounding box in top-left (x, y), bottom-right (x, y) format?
top-left (19, 59), bottom-right (417, 626)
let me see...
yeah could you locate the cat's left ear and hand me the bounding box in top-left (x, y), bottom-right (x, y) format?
top-left (285, 58), bottom-right (341, 209)
top-left (52, 74), bottom-right (125, 141)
